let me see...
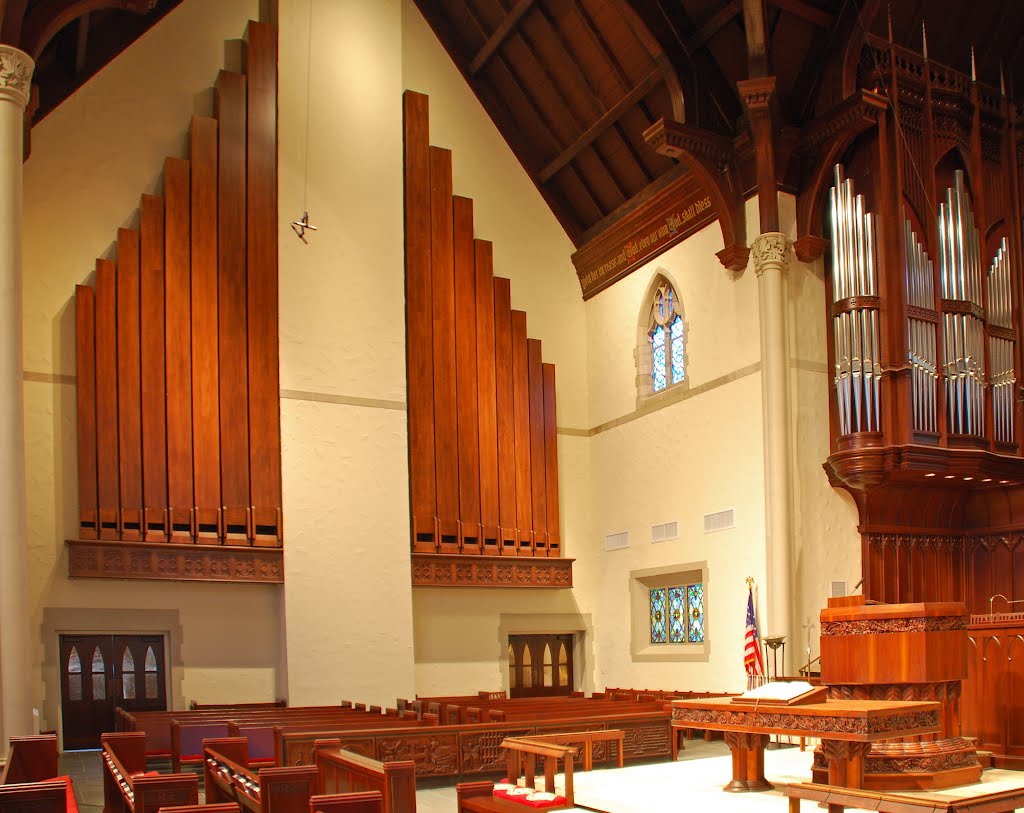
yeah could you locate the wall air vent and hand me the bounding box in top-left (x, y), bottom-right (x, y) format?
top-left (651, 521), bottom-right (678, 543)
top-left (703, 508), bottom-right (736, 534)
top-left (604, 531), bottom-right (629, 551)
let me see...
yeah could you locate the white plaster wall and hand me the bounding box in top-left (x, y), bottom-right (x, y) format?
top-left (21, 0), bottom-right (282, 731)
top-left (278, 0), bottom-right (415, 707)
top-left (778, 194), bottom-right (861, 667)
top-left (584, 218), bottom-right (767, 692)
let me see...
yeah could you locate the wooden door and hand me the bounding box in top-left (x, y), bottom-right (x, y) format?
top-left (59, 634), bottom-right (166, 749)
top-left (508, 634), bottom-right (573, 698)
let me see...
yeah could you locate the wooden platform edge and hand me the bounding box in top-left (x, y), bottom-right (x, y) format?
top-left (65, 539), bottom-right (283, 583)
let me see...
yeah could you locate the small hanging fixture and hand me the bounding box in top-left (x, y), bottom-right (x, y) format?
top-left (291, 211), bottom-right (317, 243)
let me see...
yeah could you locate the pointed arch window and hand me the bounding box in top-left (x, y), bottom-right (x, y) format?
top-left (638, 274), bottom-right (687, 403)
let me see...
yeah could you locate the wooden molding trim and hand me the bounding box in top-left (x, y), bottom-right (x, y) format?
top-left (410, 553), bottom-right (573, 588)
top-left (65, 538), bottom-right (284, 583)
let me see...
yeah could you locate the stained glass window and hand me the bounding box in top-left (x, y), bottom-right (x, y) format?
top-left (687, 583), bottom-right (705, 643)
top-left (647, 279), bottom-right (685, 395)
top-left (67, 646), bottom-right (82, 702)
top-left (91, 646), bottom-right (105, 700)
top-left (650, 582), bottom-right (705, 645)
top-left (144, 646), bottom-right (158, 699)
top-left (650, 588), bottom-right (667, 643)
top-left (122, 649), bottom-right (136, 700)
top-left (670, 316), bottom-right (685, 384)
top-left (651, 325), bottom-right (667, 392)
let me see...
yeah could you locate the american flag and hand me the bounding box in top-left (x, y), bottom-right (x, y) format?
top-left (744, 587), bottom-right (765, 678)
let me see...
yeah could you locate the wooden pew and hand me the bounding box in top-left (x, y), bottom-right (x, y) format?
top-left (203, 737), bottom-right (318, 813)
top-left (310, 793), bottom-right (383, 813)
top-left (784, 781), bottom-right (1024, 813)
top-left (0, 736), bottom-right (67, 813)
top-left (101, 732), bottom-right (198, 813)
top-left (313, 741), bottom-right (415, 813)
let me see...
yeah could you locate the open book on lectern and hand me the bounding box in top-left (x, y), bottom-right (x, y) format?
top-left (733, 680), bottom-right (828, 706)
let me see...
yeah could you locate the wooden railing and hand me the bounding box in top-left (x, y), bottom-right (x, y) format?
top-left (313, 741), bottom-right (415, 813)
top-left (203, 738), bottom-right (317, 813)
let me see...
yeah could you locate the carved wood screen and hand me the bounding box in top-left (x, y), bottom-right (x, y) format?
top-left (68, 22), bottom-right (282, 584)
top-left (404, 91), bottom-right (571, 589)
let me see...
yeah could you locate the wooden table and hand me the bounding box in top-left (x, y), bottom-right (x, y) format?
top-left (671, 697), bottom-right (941, 793)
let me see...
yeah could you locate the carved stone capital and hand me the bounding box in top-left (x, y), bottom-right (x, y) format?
top-left (751, 232), bottom-right (791, 276)
top-left (0, 46), bottom-right (34, 109)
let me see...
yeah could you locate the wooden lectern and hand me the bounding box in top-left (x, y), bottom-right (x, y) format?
top-left (815, 596), bottom-right (981, 790)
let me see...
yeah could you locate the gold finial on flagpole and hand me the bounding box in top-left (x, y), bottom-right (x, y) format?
top-left (745, 576), bottom-right (755, 589)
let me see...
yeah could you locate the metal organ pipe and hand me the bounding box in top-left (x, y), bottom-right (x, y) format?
top-left (830, 165), bottom-right (880, 435)
top-left (936, 171), bottom-right (986, 437)
top-left (988, 238), bottom-right (1015, 444)
top-left (904, 220), bottom-right (937, 434)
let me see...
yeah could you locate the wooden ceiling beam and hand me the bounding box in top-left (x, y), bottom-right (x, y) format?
top-left (769, 0), bottom-right (832, 30)
top-left (686, 0), bottom-right (742, 51)
top-left (538, 69), bottom-right (661, 184)
top-left (21, 0), bottom-right (154, 60)
top-left (469, 0), bottom-right (535, 76)
top-left (744, 0), bottom-right (770, 77)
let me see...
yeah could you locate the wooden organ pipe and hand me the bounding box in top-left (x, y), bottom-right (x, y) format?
top-left (402, 89), bottom-right (563, 558)
top-left (72, 22), bottom-right (282, 551)
top-left (830, 165), bottom-right (881, 435)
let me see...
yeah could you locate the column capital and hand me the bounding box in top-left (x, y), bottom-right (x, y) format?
top-left (751, 232), bottom-right (790, 277)
top-left (0, 46), bottom-right (33, 110)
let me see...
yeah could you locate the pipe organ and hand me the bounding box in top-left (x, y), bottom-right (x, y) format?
top-left (905, 219), bottom-right (938, 434)
top-left (403, 91), bottom-right (571, 589)
top-left (67, 22), bottom-right (283, 584)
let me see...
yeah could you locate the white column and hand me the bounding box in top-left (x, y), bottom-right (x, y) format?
top-left (752, 232), bottom-right (793, 670)
top-left (0, 44), bottom-right (34, 750)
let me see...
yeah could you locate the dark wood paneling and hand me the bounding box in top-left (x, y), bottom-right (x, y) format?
top-left (454, 196), bottom-right (480, 553)
top-left (403, 91), bottom-right (438, 552)
top-left (511, 310), bottom-right (533, 554)
top-left (216, 69), bottom-right (250, 543)
top-left (527, 338), bottom-right (547, 554)
top-left (139, 195), bottom-right (167, 542)
top-left (95, 260), bottom-right (120, 540)
top-left (493, 277), bottom-right (516, 553)
top-left (430, 146), bottom-right (459, 553)
top-left (75, 285), bottom-right (98, 539)
top-left (245, 21), bottom-right (281, 547)
top-left (475, 240), bottom-right (499, 554)
top-left (543, 363), bottom-right (560, 556)
top-left (116, 228), bottom-right (143, 541)
top-left (189, 115), bottom-right (220, 544)
top-left (163, 157), bottom-right (193, 543)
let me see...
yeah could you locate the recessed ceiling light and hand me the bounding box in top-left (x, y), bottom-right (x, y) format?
top-left (1000, 480), bottom-right (1010, 484)
top-left (944, 475), bottom-right (955, 479)
top-left (963, 476), bottom-right (973, 481)
top-left (982, 478), bottom-right (993, 483)
top-left (925, 473), bottom-right (936, 477)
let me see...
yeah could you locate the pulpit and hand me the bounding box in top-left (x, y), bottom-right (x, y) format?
top-left (815, 597), bottom-right (981, 790)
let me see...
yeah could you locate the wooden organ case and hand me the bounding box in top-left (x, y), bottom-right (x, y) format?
top-left (807, 33), bottom-right (1024, 768)
top-left (403, 91), bottom-right (572, 589)
top-left (66, 22), bottom-right (283, 584)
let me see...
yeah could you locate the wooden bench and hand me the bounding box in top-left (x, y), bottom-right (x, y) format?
top-left (203, 737), bottom-right (318, 813)
top-left (101, 732), bottom-right (198, 813)
top-left (313, 740), bottom-right (415, 813)
top-left (784, 781), bottom-right (1024, 813)
top-left (0, 735), bottom-right (68, 813)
